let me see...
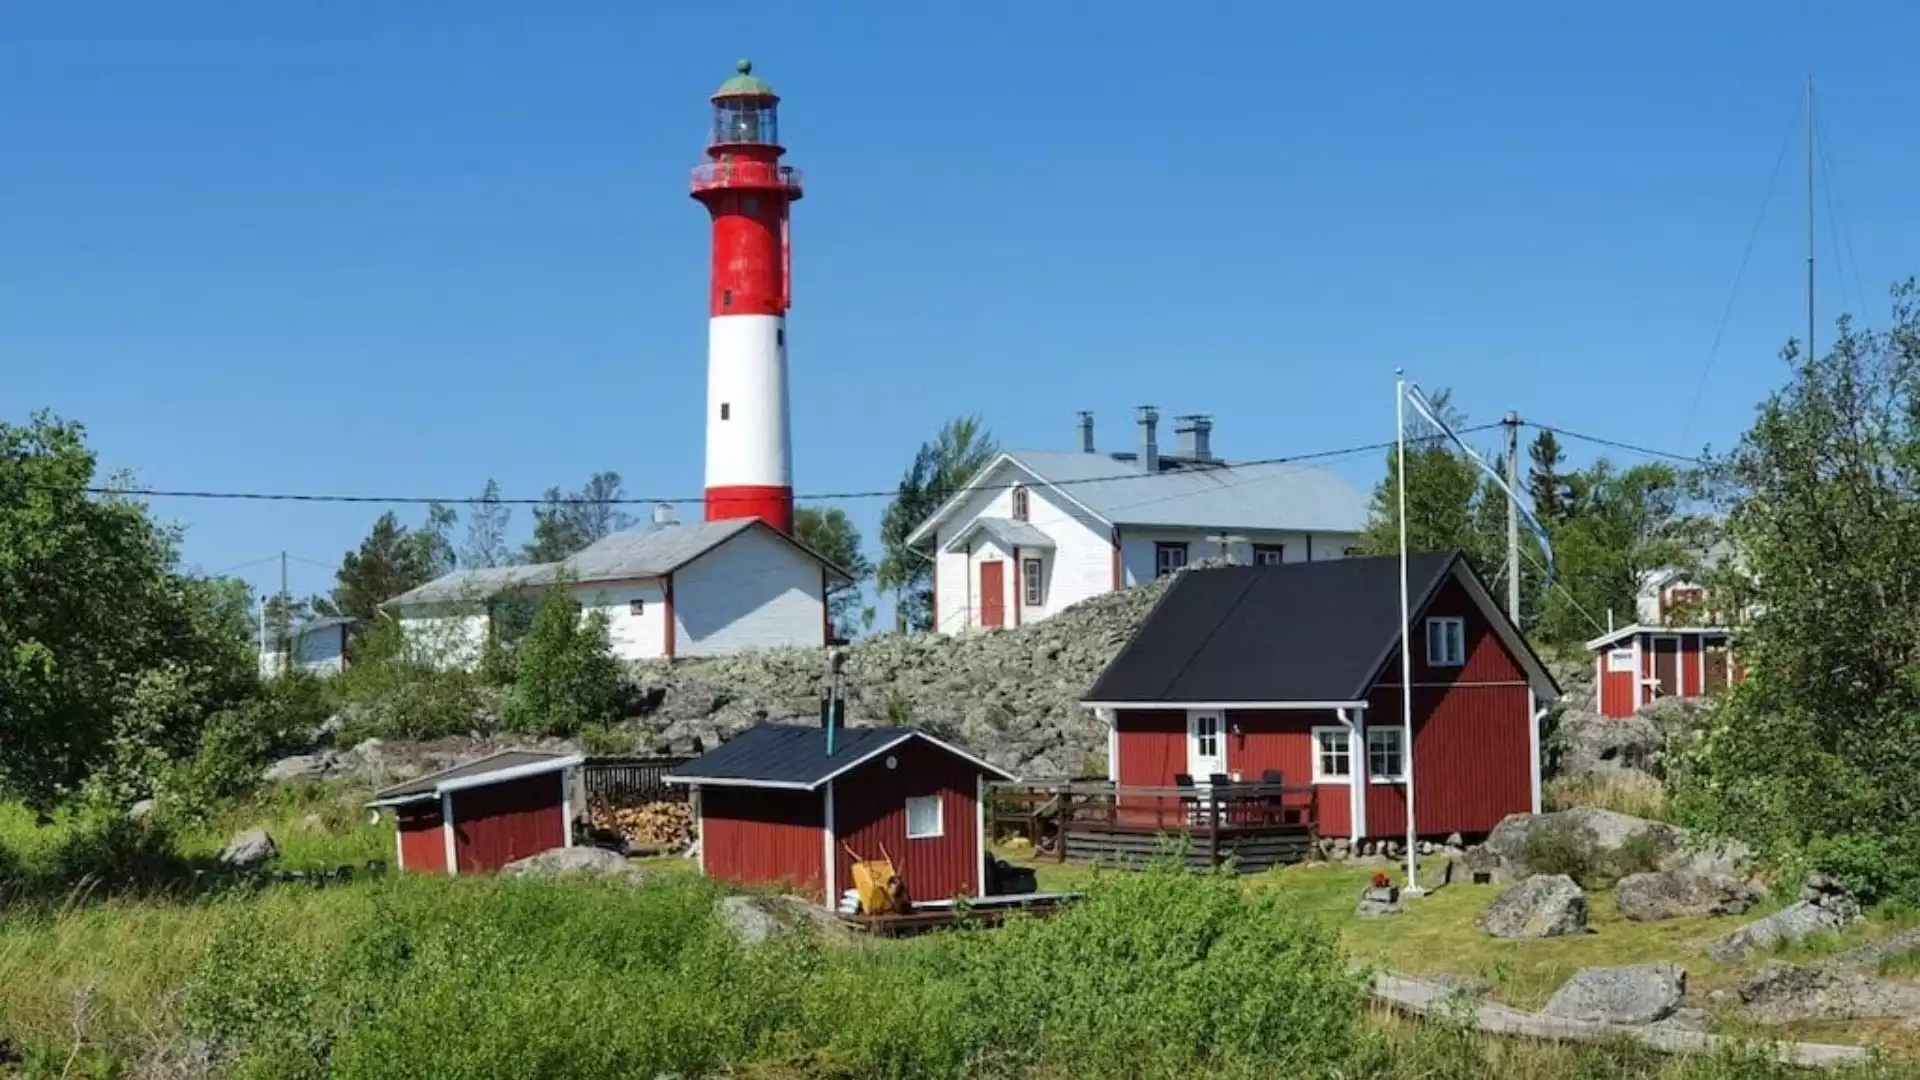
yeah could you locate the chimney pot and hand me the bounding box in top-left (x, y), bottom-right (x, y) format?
top-left (1136, 406), bottom-right (1160, 473)
top-left (1077, 410), bottom-right (1096, 454)
top-left (1174, 414), bottom-right (1214, 461)
top-left (652, 502), bottom-right (678, 527)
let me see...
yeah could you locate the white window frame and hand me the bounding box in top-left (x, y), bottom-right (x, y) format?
top-left (1022, 557), bottom-right (1044, 607)
top-left (905, 795), bottom-right (943, 839)
top-left (1606, 648), bottom-right (1635, 673)
top-left (1310, 725), bottom-right (1352, 783)
top-left (1187, 710), bottom-right (1225, 777)
top-left (1155, 542), bottom-right (1189, 578)
top-left (1011, 485), bottom-right (1030, 522)
top-left (1426, 616), bottom-right (1466, 667)
top-left (628, 598), bottom-right (645, 616)
top-left (1366, 726), bottom-right (1406, 784)
top-left (1252, 544), bottom-right (1285, 566)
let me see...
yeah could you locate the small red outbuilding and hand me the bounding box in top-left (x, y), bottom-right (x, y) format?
top-left (1585, 624), bottom-right (1742, 718)
top-left (368, 750), bottom-right (583, 875)
top-left (1084, 551), bottom-right (1560, 843)
top-left (665, 724), bottom-right (1015, 908)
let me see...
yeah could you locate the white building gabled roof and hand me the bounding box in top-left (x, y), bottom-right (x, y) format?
top-left (906, 449), bottom-right (1368, 547)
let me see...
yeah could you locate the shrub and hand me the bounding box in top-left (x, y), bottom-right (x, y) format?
top-left (1542, 771), bottom-right (1668, 820)
top-left (331, 618), bottom-right (488, 743)
top-left (1809, 831), bottom-right (1920, 907)
top-left (1521, 818), bottom-right (1592, 881)
top-left (502, 589), bottom-right (625, 737)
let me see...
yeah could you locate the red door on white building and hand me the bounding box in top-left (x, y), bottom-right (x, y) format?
top-left (979, 562), bottom-right (1005, 628)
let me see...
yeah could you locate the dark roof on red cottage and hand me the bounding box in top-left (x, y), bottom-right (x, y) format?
top-left (663, 723), bottom-right (1015, 790)
top-left (367, 750), bottom-right (583, 807)
top-left (1083, 551), bottom-right (1559, 707)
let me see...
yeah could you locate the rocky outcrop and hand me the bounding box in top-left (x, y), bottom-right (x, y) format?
top-left (1738, 963), bottom-right (1920, 1025)
top-left (1478, 874), bottom-right (1589, 939)
top-left (1473, 809), bottom-right (1752, 888)
top-left (719, 894), bottom-right (854, 947)
top-left (263, 734), bottom-right (583, 789)
top-left (218, 828), bottom-right (278, 869)
top-left (501, 847), bottom-right (648, 884)
top-left (1558, 710), bottom-right (1665, 778)
top-left (1707, 874), bottom-right (1863, 965)
top-left (1617, 869), bottom-right (1761, 922)
top-left (1542, 963), bottom-right (1686, 1025)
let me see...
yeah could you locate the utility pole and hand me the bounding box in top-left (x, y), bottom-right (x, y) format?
top-left (1503, 412), bottom-right (1522, 624)
top-left (278, 550), bottom-right (291, 678)
top-left (1806, 73), bottom-right (1816, 364)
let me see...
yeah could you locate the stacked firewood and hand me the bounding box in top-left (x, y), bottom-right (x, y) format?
top-left (588, 799), bottom-right (695, 848)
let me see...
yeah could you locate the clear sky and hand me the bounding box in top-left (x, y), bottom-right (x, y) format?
top-left (5, 2), bottom-right (1914, 616)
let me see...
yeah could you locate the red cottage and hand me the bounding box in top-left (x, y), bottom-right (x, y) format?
top-left (368, 750), bottom-right (583, 875)
top-left (666, 724), bottom-right (1014, 909)
top-left (1585, 625), bottom-right (1741, 718)
top-left (1083, 551), bottom-right (1559, 844)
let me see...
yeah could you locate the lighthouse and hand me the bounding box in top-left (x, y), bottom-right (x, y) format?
top-left (692, 59), bottom-right (803, 536)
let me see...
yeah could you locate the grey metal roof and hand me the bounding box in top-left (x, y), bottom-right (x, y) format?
top-left (947, 516), bottom-right (1055, 552)
top-left (384, 564), bottom-right (551, 608)
top-left (664, 722), bottom-right (1014, 789)
top-left (1010, 450), bottom-right (1368, 533)
top-left (368, 750), bottom-right (574, 803)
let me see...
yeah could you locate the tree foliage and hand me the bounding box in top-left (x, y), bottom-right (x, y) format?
top-left (461, 478), bottom-right (514, 569)
top-left (1528, 429), bottom-right (1569, 524)
top-left (329, 507), bottom-right (455, 621)
top-left (503, 585), bottom-right (626, 736)
top-left (0, 414), bottom-right (260, 811)
top-left (1671, 287), bottom-right (1920, 899)
top-left (524, 472), bottom-right (635, 563)
top-left (794, 505), bottom-right (873, 640)
top-left (1356, 391), bottom-right (1503, 574)
top-left (877, 415), bottom-right (997, 632)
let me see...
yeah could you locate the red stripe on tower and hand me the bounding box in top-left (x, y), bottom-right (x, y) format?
top-left (691, 59), bottom-right (803, 536)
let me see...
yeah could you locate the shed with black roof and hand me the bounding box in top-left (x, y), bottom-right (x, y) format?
top-left (665, 723), bottom-right (1014, 908)
top-left (1083, 551), bottom-right (1558, 845)
top-left (368, 750), bottom-right (584, 875)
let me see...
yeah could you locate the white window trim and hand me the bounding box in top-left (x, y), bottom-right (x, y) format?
top-left (1426, 616), bottom-right (1466, 668)
top-left (1606, 648), bottom-right (1635, 673)
top-left (1310, 725), bottom-right (1353, 784)
top-left (1155, 542), bottom-right (1189, 578)
top-left (1187, 709), bottom-right (1225, 777)
top-left (1365, 726), bottom-right (1406, 785)
top-left (1022, 557), bottom-right (1044, 607)
top-left (905, 795), bottom-right (944, 839)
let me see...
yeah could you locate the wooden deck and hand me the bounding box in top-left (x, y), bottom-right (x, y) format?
top-left (988, 781), bottom-right (1317, 874)
top-left (838, 891), bottom-right (1076, 937)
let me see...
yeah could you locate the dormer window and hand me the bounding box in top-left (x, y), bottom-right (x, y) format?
top-left (1011, 485), bottom-right (1030, 522)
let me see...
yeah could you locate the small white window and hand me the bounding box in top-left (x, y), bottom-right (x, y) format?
top-left (1367, 726), bottom-right (1405, 782)
top-left (629, 598), bottom-right (645, 616)
top-left (1426, 617), bottom-right (1466, 667)
top-left (1311, 727), bottom-right (1352, 782)
top-left (1607, 648), bottom-right (1635, 673)
top-left (905, 795), bottom-right (943, 839)
top-left (1022, 558), bottom-right (1044, 606)
top-left (1155, 542), bottom-right (1189, 578)
top-left (1192, 713), bottom-right (1220, 760)
top-left (1011, 485), bottom-right (1030, 522)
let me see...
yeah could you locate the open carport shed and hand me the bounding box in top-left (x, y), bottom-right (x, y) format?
top-left (368, 750), bottom-right (583, 874)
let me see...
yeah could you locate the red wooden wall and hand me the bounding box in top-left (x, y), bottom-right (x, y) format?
top-left (1376, 577), bottom-right (1523, 685)
top-left (451, 774), bottom-right (568, 874)
top-left (833, 738), bottom-right (985, 904)
top-left (702, 787), bottom-right (824, 899)
top-left (1223, 709), bottom-right (1349, 836)
top-left (1363, 684), bottom-right (1532, 838)
top-left (1597, 645), bottom-right (1639, 718)
top-left (397, 801), bottom-right (446, 873)
top-left (1113, 709), bottom-right (1185, 822)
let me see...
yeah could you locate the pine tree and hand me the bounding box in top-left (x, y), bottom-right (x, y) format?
top-left (1528, 429), bottom-right (1568, 524)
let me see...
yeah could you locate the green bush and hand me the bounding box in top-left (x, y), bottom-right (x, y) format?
top-left (502, 588), bottom-right (626, 737)
top-left (331, 618), bottom-right (488, 743)
top-left (1521, 819), bottom-right (1592, 881)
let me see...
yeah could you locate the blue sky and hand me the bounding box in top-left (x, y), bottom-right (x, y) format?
top-left (5, 2), bottom-right (1914, 616)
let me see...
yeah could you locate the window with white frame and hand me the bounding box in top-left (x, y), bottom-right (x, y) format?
top-left (1426, 616), bottom-right (1466, 667)
top-left (1311, 727), bottom-right (1352, 782)
top-left (905, 796), bottom-right (943, 839)
top-left (1366, 726), bottom-right (1405, 782)
top-left (1011, 485), bottom-right (1030, 522)
top-left (629, 598), bottom-right (645, 616)
top-left (1022, 558), bottom-right (1044, 607)
top-left (1192, 712), bottom-right (1220, 760)
top-left (1252, 544), bottom-right (1285, 566)
top-left (1155, 542), bottom-right (1188, 578)
top-left (1607, 648), bottom-right (1635, 673)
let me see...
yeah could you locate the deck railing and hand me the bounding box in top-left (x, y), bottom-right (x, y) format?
top-left (988, 780), bottom-right (1317, 871)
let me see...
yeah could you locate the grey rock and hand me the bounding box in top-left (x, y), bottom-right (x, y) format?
top-left (262, 751), bottom-right (340, 783)
top-left (1708, 875), bottom-right (1863, 964)
top-left (1478, 874), bottom-right (1589, 939)
top-left (1652, 1007), bottom-right (1716, 1033)
top-left (1739, 963), bottom-right (1920, 1025)
top-left (1444, 832), bottom-right (1464, 851)
top-left (1459, 844), bottom-right (1508, 885)
top-left (218, 828), bottom-right (278, 869)
top-left (127, 798), bottom-right (155, 823)
top-left (1705, 988), bottom-right (1736, 1007)
top-left (719, 894), bottom-right (852, 947)
top-left (1559, 709), bottom-right (1666, 777)
top-left (1356, 885), bottom-right (1404, 918)
top-left (1484, 808), bottom-right (1684, 877)
top-left (1542, 962), bottom-right (1686, 1025)
top-left (501, 846), bottom-right (647, 884)
top-left (1425, 973), bottom-right (1494, 999)
top-left (1825, 926), bottom-right (1920, 972)
top-left (1617, 869), bottom-right (1761, 922)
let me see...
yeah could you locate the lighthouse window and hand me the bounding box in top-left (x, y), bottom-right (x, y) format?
top-left (776, 328), bottom-right (784, 346)
top-left (720, 403), bottom-right (731, 420)
top-left (722, 288), bottom-right (732, 308)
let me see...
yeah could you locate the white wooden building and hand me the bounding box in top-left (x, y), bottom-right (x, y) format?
top-left (905, 409), bottom-right (1368, 635)
top-left (258, 616), bottom-right (355, 678)
top-left (385, 518), bottom-right (850, 667)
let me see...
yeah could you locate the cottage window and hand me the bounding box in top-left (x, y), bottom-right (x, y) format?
top-left (1310, 727), bottom-right (1352, 782)
top-left (1253, 544), bottom-right (1285, 566)
top-left (1607, 648), bottom-right (1635, 673)
top-left (1367, 726), bottom-right (1405, 782)
top-left (720, 402), bottom-right (731, 420)
top-left (1425, 617), bottom-right (1466, 668)
top-left (1022, 558), bottom-right (1044, 606)
top-left (1011, 485), bottom-right (1030, 522)
top-left (1155, 542), bottom-right (1188, 578)
top-left (629, 598), bottom-right (645, 616)
top-left (905, 795), bottom-right (943, 839)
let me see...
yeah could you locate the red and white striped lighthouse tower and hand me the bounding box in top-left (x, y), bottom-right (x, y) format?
top-left (691, 59), bottom-right (803, 536)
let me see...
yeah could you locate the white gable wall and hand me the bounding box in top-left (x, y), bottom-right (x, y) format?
top-left (573, 581), bottom-right (668, 661)
top-left (1117, 528), bottom-right (1358, 586)
top-left (393, 605), bottom-right (491, 670)
top-left (673, 526), bottom-right (825, 657)
top-left (931, 460), bottom-right (1115, 634)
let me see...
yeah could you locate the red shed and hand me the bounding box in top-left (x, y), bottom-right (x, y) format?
top-left (368, 750), bottom-right (583, 875)
top-left (1084, 551), bottom-right (1559, 843)
top-left (665, 724), bottom-right (1015, 909)
top-left (1585, 624), bottom-right (1742, 718)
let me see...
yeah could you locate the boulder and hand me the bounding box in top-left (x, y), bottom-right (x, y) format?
top-left (127, 798), bottom-right (155, 823)
top-left (218, 829), bottom-right (278, 869)
top-left (1458, 844), bottom-right (1507, 885)
top-left (1708, 875), bottom-right (1863, 965)
top-left (261, 751), bottom-right (340, 784)
top-left (1477, 874), bottom-right (1589, 939)
top-left (1355, 885), bottom-right (1403, 918)
top-left (1558, 709), bottom-right (1665, 777)
top-left (1425, 973), bottom-right (1494, 999)
top-left (1484, 809), bottom-right (1684, 877)
top-left (1738, 963), bottom-right (1920, 1025)
top-left (1617, 869), bottom-right (1761, 922)
top-left (1542, 962), bottom-right (1686, 1025)
top-left (719, 894), bottom-right (852, 947)
top-left (501, 847), bottom-right (647, 885)
top-left (1652, 1007), bottom-right (1716, 1033)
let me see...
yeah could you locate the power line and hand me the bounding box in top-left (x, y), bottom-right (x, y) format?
top-left (1525, 422), bottom-right (1707, 467)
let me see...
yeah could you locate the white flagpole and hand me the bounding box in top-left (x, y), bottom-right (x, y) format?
top-left (1396, 370), bottom-right (1421, 895)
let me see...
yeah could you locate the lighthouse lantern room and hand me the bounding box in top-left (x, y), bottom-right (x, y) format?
top-left (692, 59), bottom-right (804, 536)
